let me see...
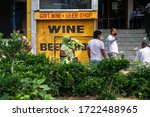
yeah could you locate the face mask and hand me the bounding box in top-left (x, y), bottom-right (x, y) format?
top-left (68, 42), bottom-right (71, 44)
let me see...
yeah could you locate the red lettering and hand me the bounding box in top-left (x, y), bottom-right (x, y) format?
top-left (65, 13), bottom-right (78, 18)
top-left (80, 13), bottom-right (93, 18)
top-left (39, 13), bottom-right (51, 18)
top-left (39, 14), bottom-right (45, 18)
top-left (51, 14), bottom-right (61, 18)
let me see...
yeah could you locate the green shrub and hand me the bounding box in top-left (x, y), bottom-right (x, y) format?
top-left (124, 64), bottom-right (150, 99)
top-left (75, 76), bottom-right (103, 96)
top-left (0, 71), bottom-right (53, 100)
top-left (112, 73), bottom-right (128, 97)
top-left (51, 63), bottom-right (90, 96)
top-left (0, 51), bottom-right (54, 100)
top-left (96, 90), bottom-right (116, 100)
top-left (0, 33), bottom-right (133, 100)
top-left (91, 58), bottom-right (130, 77)
top-left (89, 58), bottom-right (130, 98)
top-left (52, 58), bottom-right (130, 98)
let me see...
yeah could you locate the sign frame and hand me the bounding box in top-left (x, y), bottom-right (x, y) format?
top-left (35, 11), bottom-right (97, 20)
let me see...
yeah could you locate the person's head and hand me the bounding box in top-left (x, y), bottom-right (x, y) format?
top-left (110, 28), bottom-right (117, 36)
top-left (62, 36), bottom-right (71, 45)
top-left (141, 39), bottom-right (150, 48)
top-left (16, 29), bottom-right (24, 34)
top-left (16, 30), bottom-right (20, 34)
top-left (62, 36), bottom-right (76, 50)
top-left (67, 36), bottom-right (71, 43)
top-left (93, 30), bottom-right (103, 39)
top-left (19, 30), bottom-right (24, 34)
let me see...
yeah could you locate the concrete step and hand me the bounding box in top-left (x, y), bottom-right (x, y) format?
top-left (124, 51), bottom-right (137, 56)
top-left (118, 34), bottom-right (147, 38)
top-left (119, 46), bottom-right (140, 51)
top-left (117, 42), bottom-right (141, 46)
top-left (101, 29), bottom-right (146, 34)
top-left (117, 38), bottom-right (143, 41)
top-left (103, 34), bottom-right (147, 38)
top-left (124, 54), bottom-right (136, 58)
top-left (104, 41), bottom-right (142, 46)
top-left (124, 56), bottom-right (136, 61)
top-left (103, 37), bottom-right (143, 43)
top-left (105, 46), bottom-right (140, 51)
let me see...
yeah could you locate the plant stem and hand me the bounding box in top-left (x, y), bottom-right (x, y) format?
top-left (11, 58), bottom-right (15, 74)
top-left (109, 78), bottom-right (114, 93)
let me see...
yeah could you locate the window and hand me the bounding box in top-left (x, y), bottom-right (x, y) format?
top-left (40, 0), bottom-right (92, 9)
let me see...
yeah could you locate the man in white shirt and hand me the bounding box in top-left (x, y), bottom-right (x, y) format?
top-left (106, 28), bottom-right (119, 58)
top-left (88, 30), bottom-right (107, 64)
top-left (136, 40), bottom-right (150, 65)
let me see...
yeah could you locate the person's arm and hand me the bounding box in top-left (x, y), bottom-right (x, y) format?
top-left (135, 50), bottom-right (143, 65)
top-left (136, 50), bottom-right (141, 61)
top-left (73, 50), bottom-right (75, 57)
top-left (146, 3), bottom-right (150, 9)
top-left (87, 47), bottom-right (91, 60)
top-left (100, 41), bottom-right (107, 59)
top-left (101, 49), bottom-right (107, 59)
top-left (107, 36), bottom-right (118, 43)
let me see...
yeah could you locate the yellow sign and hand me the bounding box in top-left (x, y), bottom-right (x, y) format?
top-left (36, 12), bottom-right (97, 63)
top-left (35, 11), bottom-right (97, 20)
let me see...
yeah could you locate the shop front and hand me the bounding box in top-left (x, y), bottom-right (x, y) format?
top-left (30, 0), bottom-right (98, 63)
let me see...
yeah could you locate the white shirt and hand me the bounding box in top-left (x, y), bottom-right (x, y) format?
top-left (136, 46), bottom-right (150, 65)
top-left (88, 39), bottom-right (105, 61)
top-left (106, 35), bottom-right (119, 54)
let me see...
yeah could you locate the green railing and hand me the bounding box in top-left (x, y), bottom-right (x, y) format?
top-left (144, 13), bottom-right (150, 40)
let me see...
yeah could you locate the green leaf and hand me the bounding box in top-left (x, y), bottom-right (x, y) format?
top-left (44, 94), bottom-right (54, 100)
top-left (37, 78), bottom-right (46, 85)
top-left (22, 95), bottom-right (30, 100)
top-left (39, 85), bottom-right (50, 90)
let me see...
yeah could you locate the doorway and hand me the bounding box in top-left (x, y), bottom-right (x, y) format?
top-left (98, 0), bottom-right (128, 29)
top-left (16, 0), bottom-right (26, 35)
top-left (0, 0), bottom-right (13, 37)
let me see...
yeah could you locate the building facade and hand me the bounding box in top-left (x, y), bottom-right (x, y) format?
top-left (0, 0), bottom-right (149, 63)
top-left (0, 0), bottom-right (149, 37)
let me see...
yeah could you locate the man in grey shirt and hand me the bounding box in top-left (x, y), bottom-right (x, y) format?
top-left (88, 30), bottom-right (107, 64)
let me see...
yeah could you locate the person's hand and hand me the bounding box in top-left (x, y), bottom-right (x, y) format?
top-left (27, 45), bottom-right (32, 51)
top-left (67, 55), bottom-right (71, 60)
top-left (115, 37), bottom-right (119, 40)
top-left (22, 38), bottom-right (27, 43)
